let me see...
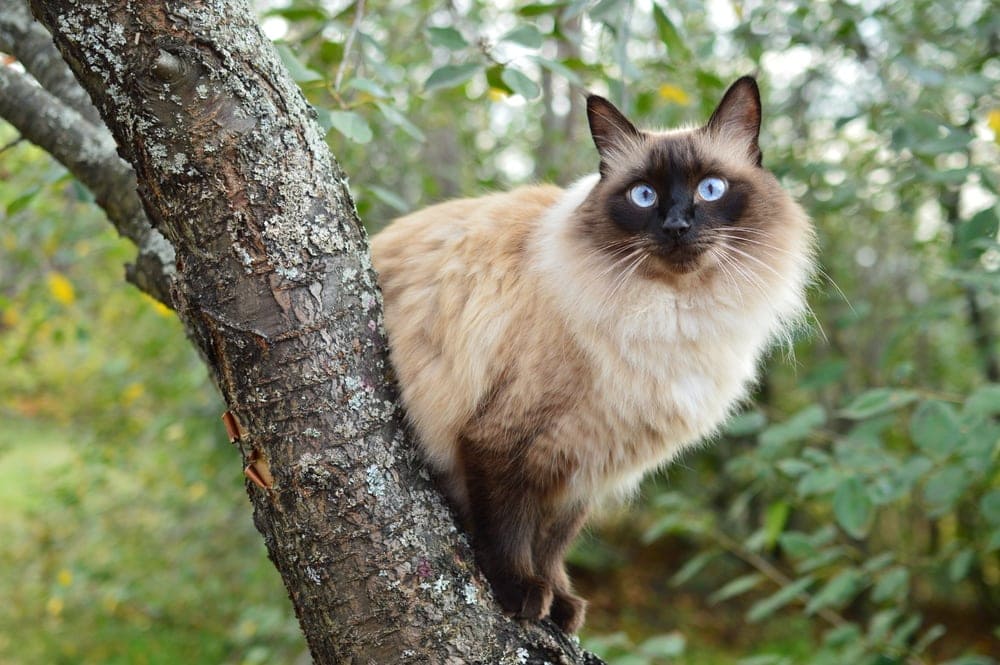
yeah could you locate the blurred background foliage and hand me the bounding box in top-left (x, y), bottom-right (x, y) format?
top-left (1, 0), bottom-right (999, 663)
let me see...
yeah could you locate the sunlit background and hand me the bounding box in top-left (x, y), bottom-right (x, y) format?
top-left (1, 0), bottom-right (998, 663)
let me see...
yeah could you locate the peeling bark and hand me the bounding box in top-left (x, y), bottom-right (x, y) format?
top-left (9, 0), bottom-right (604, 661)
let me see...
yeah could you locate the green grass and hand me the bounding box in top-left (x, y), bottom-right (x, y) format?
top-left (0, 414), bottom-right (303, 665)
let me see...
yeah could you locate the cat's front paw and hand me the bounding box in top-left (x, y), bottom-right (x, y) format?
top-left (491, 575), bottom-right (554, 620)
top-left (549, 591), bottom-right (587, 633)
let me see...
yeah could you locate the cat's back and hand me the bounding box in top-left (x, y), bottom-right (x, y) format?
top-left (371, 183), bottom-right (563, 324)
top-left (370, 184), bottom-right (565, 469)
top-left (371, 184), bottom-right (562, 273)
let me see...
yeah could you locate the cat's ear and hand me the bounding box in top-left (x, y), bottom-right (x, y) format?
top-left (587, 95), bottom-right (642, 176)
top-left (705, 76), bottom-right (763, 166)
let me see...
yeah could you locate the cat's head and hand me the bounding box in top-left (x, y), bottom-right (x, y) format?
top-left (578, 77), bottom-right (809, 284)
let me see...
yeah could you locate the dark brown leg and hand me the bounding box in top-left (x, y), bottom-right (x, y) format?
top-left (460, 444), bottom-right (552, 619)
top-left (532, 501), bottom-right (589, 633)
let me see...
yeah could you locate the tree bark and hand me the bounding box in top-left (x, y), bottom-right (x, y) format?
top-left (6, 0), bottom-right (604, 662)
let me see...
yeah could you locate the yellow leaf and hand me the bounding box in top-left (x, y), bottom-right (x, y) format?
top-left (143, 293), bottom-right (174, 318)
top-left (1, 308), bottom-right (19, 328)
top-left (187, 482), bottom-right (207, 501)
top-left (988, 109), bottom-right (1000, 144)
top-left (57, 569), bottom-right (73, 587)
top-left (123, 382), bottom-right (145, 405)
top-left (658, 83), bottom-right (690, 106)
top-left (47, 272), bottom-right (75, 305)
top-left (46, 597), bottom-right (64, 617)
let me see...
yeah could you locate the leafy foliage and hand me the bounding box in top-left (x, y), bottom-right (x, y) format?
top-left (2, 0), bottom-right (1000, 662)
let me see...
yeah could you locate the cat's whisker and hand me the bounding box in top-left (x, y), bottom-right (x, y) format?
top-left (603, 248), bottom-right (649, 309)
top-left (714, 244), bottom-right (770, 300)
top-left (716, 228), bottom-right (853, 313)
top-left (709, 251), bottom-right (746, 306)
top-left (716, 238), bottom-right (828, 344)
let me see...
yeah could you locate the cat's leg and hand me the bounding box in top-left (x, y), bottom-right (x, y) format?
top-left (460, 443), bottom-right (552, 619)
top-left (533, 501), bottom-right (588, 633)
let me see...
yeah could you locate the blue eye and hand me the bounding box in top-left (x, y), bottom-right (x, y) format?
top-left (697, 176), bottom-right (727, 201)
top-left (628, 183), bottom-right (657, 208)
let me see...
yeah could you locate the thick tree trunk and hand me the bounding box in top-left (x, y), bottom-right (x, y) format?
top-left (6, 0), bottom-right (603, 662)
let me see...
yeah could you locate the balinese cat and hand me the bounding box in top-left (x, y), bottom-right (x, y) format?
top-left (370, 76), bottom-right (814, 633)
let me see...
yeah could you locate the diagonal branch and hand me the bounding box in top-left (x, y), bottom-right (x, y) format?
top-left (0, 0), bottom-right (102, 125)
top-left (0, 63), bottom-right (175, 304)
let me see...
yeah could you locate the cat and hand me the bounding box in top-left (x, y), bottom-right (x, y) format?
top-left (369, 76), bottom-right (814, 633)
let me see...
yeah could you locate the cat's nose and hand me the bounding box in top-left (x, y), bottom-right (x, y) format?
top-left (661, 212), bottom-right (691, 234)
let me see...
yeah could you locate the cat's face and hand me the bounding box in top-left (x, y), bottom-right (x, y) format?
top-left (578, 77), bottom-right (788, 282)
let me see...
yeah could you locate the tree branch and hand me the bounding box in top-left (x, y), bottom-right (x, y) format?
top-left (0, 63), bottom-right (175, 305)
top-left (0, 0), bottom-right (102, 125)
top-left (17, 0), bottom-right (603, 660)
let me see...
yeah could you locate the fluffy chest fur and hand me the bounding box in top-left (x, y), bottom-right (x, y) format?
top-left (527, 175), bottom-right (805, 502)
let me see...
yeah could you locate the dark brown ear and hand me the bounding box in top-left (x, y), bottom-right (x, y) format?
top-left (586, 94), bottom-right (641, 176)
top-left (704, 76), bottom-right (762, 166)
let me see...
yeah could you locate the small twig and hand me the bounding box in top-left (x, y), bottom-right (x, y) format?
top-left (708, 527), bottom-right (930, 665)
top-left (0, 135), bottom-right (26, 154)
top-left (333, 0), bottom-right (366, 92)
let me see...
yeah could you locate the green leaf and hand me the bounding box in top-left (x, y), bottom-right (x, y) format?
top-left (424, 63), bottom-right (482, 92)
top-left (518, 2), bottom-right (569, 16)
top-left (923, 464), bottom-right (969, 515)
top-left (776, 458), bottom-right (813, 477)
top-left (670, 550), bottom-right (718, 586)
top-left (589, 0), bottom-right (625, 23)
top-left (427, 26), bottom-right (469, 51)
top-left (797, 467), bottom-right (842, 497)
top-left (804, 568), bottom-right (862, 614)
top-left (861, 552), bottom-right (895, 574)
top-left (530, 55), bottom-right (584, 86)
top-left (501, 25), bottom-right (545, 48)
top-left (778, 532), bottom-right (817, 559)
top-left (347, 77), bottom-right (390, 98)
top-left (725, 411), bottom-right (767, 436)
top-left (948, 547), bottom-right (975, 583)
top-left (500, 67), bottom-right (541, 100)
top-left (823, 623), bottom-right (863, 648)
top-left (5, 187), bottom-right (41, 216)
top-left (264, 6), bottom-right (328, 21)
top-left (652, 3), bottom-right (691, 58)
top-left (913, 624), bottom-right (947, 655)
top-left (366, 185), bottom-right (409, 213)
top-left (710, 573), bottom-right (764, 604)
top-left (957, 208), bottom-right (999, 260)
top-left (324, 110), bottom-right (373, 143)
top-left (759, 404), bottom-right (826, 449)
top-left (725, 410), bottom-right (767, 437)
top-left (980, 489), bottom-right (1000, 525)
top-left (747, 576), bottom-right (813, 622)
top-left (910, 400), bottom-right (961, 459)
top-left (833, 477), bottom-right (873, 538)
top-left (376, 102), bottom-right (426, 141)
top-left (763, 500), bottom-right (790, 548)
top-left (964, 384), bottom-right (1000, 417)
top-left (638, 632), bottom-right (685, 657)
top-left (275, 44), bottom-right (324, 83)
top-left (486, 65), bottom-right (514, 95)
top-left (839, 388), bottom-right (920, 420)
top-left (872, 566), bottom-right (909, 603)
